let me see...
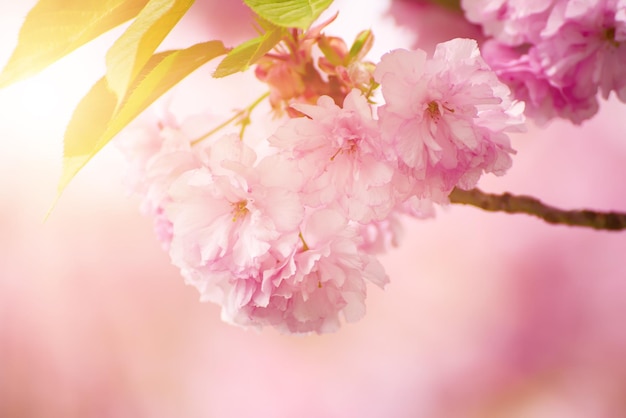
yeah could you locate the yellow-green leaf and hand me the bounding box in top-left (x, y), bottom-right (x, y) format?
top-left (243, 0), bottom-right (333, 30)
top-left (60, 40), bottom-right (227, 194)
top-left (59, 78), bottom-right (118, 191)
top-left (105, 0), bottom-right (195, 102)
top-left (0, 0), bottom-right (150, 88)
top-left (213, 25), bottom-right (284, 78)
top-left (103, 41), bottom-right (227, 144)
top-left (348, 29), bottom-right (374, 63)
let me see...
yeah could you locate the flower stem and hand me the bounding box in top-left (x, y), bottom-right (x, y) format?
top-left (449, 188), bottom-right (626, 231)
top-left (191, 91), bottom-right (270, 145)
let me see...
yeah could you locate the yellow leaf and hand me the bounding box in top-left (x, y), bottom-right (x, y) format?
top-left (59, 40), bottom-right (227, 195)
top-left (213, 24), bottom-right (284, 78)
top-left (105, 0), bottom-right (195, 103)
top-left (59, 78), bottom-right (118, 191)
top-left (0, 0), bottom-right (150, 88)
top-left (104, 40), bottom-right (227, 142)
top-left (243, 0), bottom-right (333, 30)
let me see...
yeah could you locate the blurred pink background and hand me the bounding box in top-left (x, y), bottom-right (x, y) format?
top-left (1, 1), bottom-right (626, 417)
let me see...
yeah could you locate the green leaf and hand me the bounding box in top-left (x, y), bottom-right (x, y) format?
top-left (0, 0), bottom-right (150, 88)
top-left (348, 29), bottom-right (374, 63)
top-left (105, 0), bottom-right (195, 102)
top-left (59, 40), bottom-right (227, 194)
top-left (213, 24), bottom-right (284, 78)
top-left (243, 0), bottom-right (333, 30)
top-left (318, 36), bottom-right (345, 66)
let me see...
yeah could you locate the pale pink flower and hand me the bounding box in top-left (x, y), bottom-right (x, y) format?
top-left (358, 196), bottom-right (435, 255)
top-left (235, 209), bottom-right (388, 334)
top-left (539, 0), bottom-right (626, 103)
top-left (121, 120), bottom-right (389, 333)
top-left (374, 38), bottom-right (524, 202)
top-left (166, 134), bottom-right (304, 290)
top-left (116, 112), bottom-right (203, 248)
top-left (461, 0), bottom-right (558, 45)
top-left (164, 134), bottom-right (389, 333)
top-left (167, 143), bottom-right (387, 333)
top-left (481, 41), bottom-right (600, 125)
top-left (465, 0), bottom-right (626, 124)
top-left (358, 214), bottom-right (405, 255)
top-left (117, 111), bottom-right (181, 208)
top-left (270, 89), bottom-right (398, 223)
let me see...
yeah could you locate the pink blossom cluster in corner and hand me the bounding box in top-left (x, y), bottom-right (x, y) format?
top-left (461, 0), bottom-right (626, 125)
top-left (118, 38), bottom-right (523, 334)
top-left (374, 39), bottom-right (524, 203)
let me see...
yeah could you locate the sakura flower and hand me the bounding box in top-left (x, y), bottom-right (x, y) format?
top-left (464, 0), bottom-right (626, 124)
top-left (374, 38), bottom-right (524, 202)
top-left (358, 213), bottom-right (405, 255)
top-left (166, 134), bottom-right (303, 285)
top-left (538, 0), bottom-right (626, 104)
top-left (164, 135), bottom-right (312, 323)
top-left (358, 196), bottom-right (435, 255)
top-left (270, 89), bottom-right (398, 223)
top-left (166, 135), bottom-right (387, 333)
top-left (461, 0), bottom-right (558, 45)
top-left (481, 41), bottom-right (600, 125)
top-left (234, 209), bottom-right (388, 334)
top-left (116, 112), bottom-right (203, 248)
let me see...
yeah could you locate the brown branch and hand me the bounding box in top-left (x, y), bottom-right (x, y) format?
top-left (449, 188), bottom-right (626, 231)
top-left (427, 0), bottom-right (462, 12)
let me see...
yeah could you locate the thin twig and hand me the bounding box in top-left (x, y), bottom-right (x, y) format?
top-left (191, 91), bottom-right (270, 145)
top-left (449, 188), bottom-right (626, 231)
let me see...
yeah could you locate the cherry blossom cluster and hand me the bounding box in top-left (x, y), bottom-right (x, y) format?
top-left (118, 38), bottom-right (524, 334)
top-left (461, 0), bottom-right (626, 124)
top-left (255, 14), bottom-right (377, 116)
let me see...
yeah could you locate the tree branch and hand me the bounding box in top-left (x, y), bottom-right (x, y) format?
top-left (428, 0), bottom-right (462, 12)
top-left (448, 188), bottom-right (626, 231)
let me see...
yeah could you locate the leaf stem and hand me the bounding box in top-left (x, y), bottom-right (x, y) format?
top-left (449, 188), bottom-right (626, 231)
top-left (191, 91), bottom-right (270, 145)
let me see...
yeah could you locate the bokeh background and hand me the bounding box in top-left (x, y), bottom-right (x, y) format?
top-left (1, 1), bottom-right (626, 417)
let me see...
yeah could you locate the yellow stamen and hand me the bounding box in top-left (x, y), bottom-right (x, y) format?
top-left (427, 101), bottom-right (440, 116)
top-left (231, 200), bottom-right (249, 222)
top-left (427, 100), bottom-right (454, 121)
top-left (330, 138), bottom-right (359, 161)
top-left (299, 232), bottom-right (310, 251)
top-left (442, 103), bottom-right (455, 113)
top-left (604, 27), bottom-right (619, 47)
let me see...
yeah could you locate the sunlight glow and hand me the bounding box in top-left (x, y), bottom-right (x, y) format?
top-left (0, 56), bottom-right (105, 156)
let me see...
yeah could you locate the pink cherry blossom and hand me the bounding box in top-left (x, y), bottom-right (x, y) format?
top-left (374, 38), bottom-right (524, 202)
top-left (358, 214), bottom-right (405, 255)
top-left (464, 0), bottom-right (626, 124)
top-left (165, 134), bottom-right (304, 296)
top-left (119, 112), bottom-right (392, 333)
top-left (234, 209), bottom-right (388, 334)
top-left (165, 140), bottom-right (389, 333)
top-left (358, 196), bottom-right (435, 255)
top-left (481, 41), bottom-right (600, 125)
top-left (461, 0), bottom-right (558, 45)
top-left (539, 0), bottom-right (626, 103)
top-left (116, 112), bottom-right (203, 248)
top-left (270, 89), bottom-right (398, 223)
